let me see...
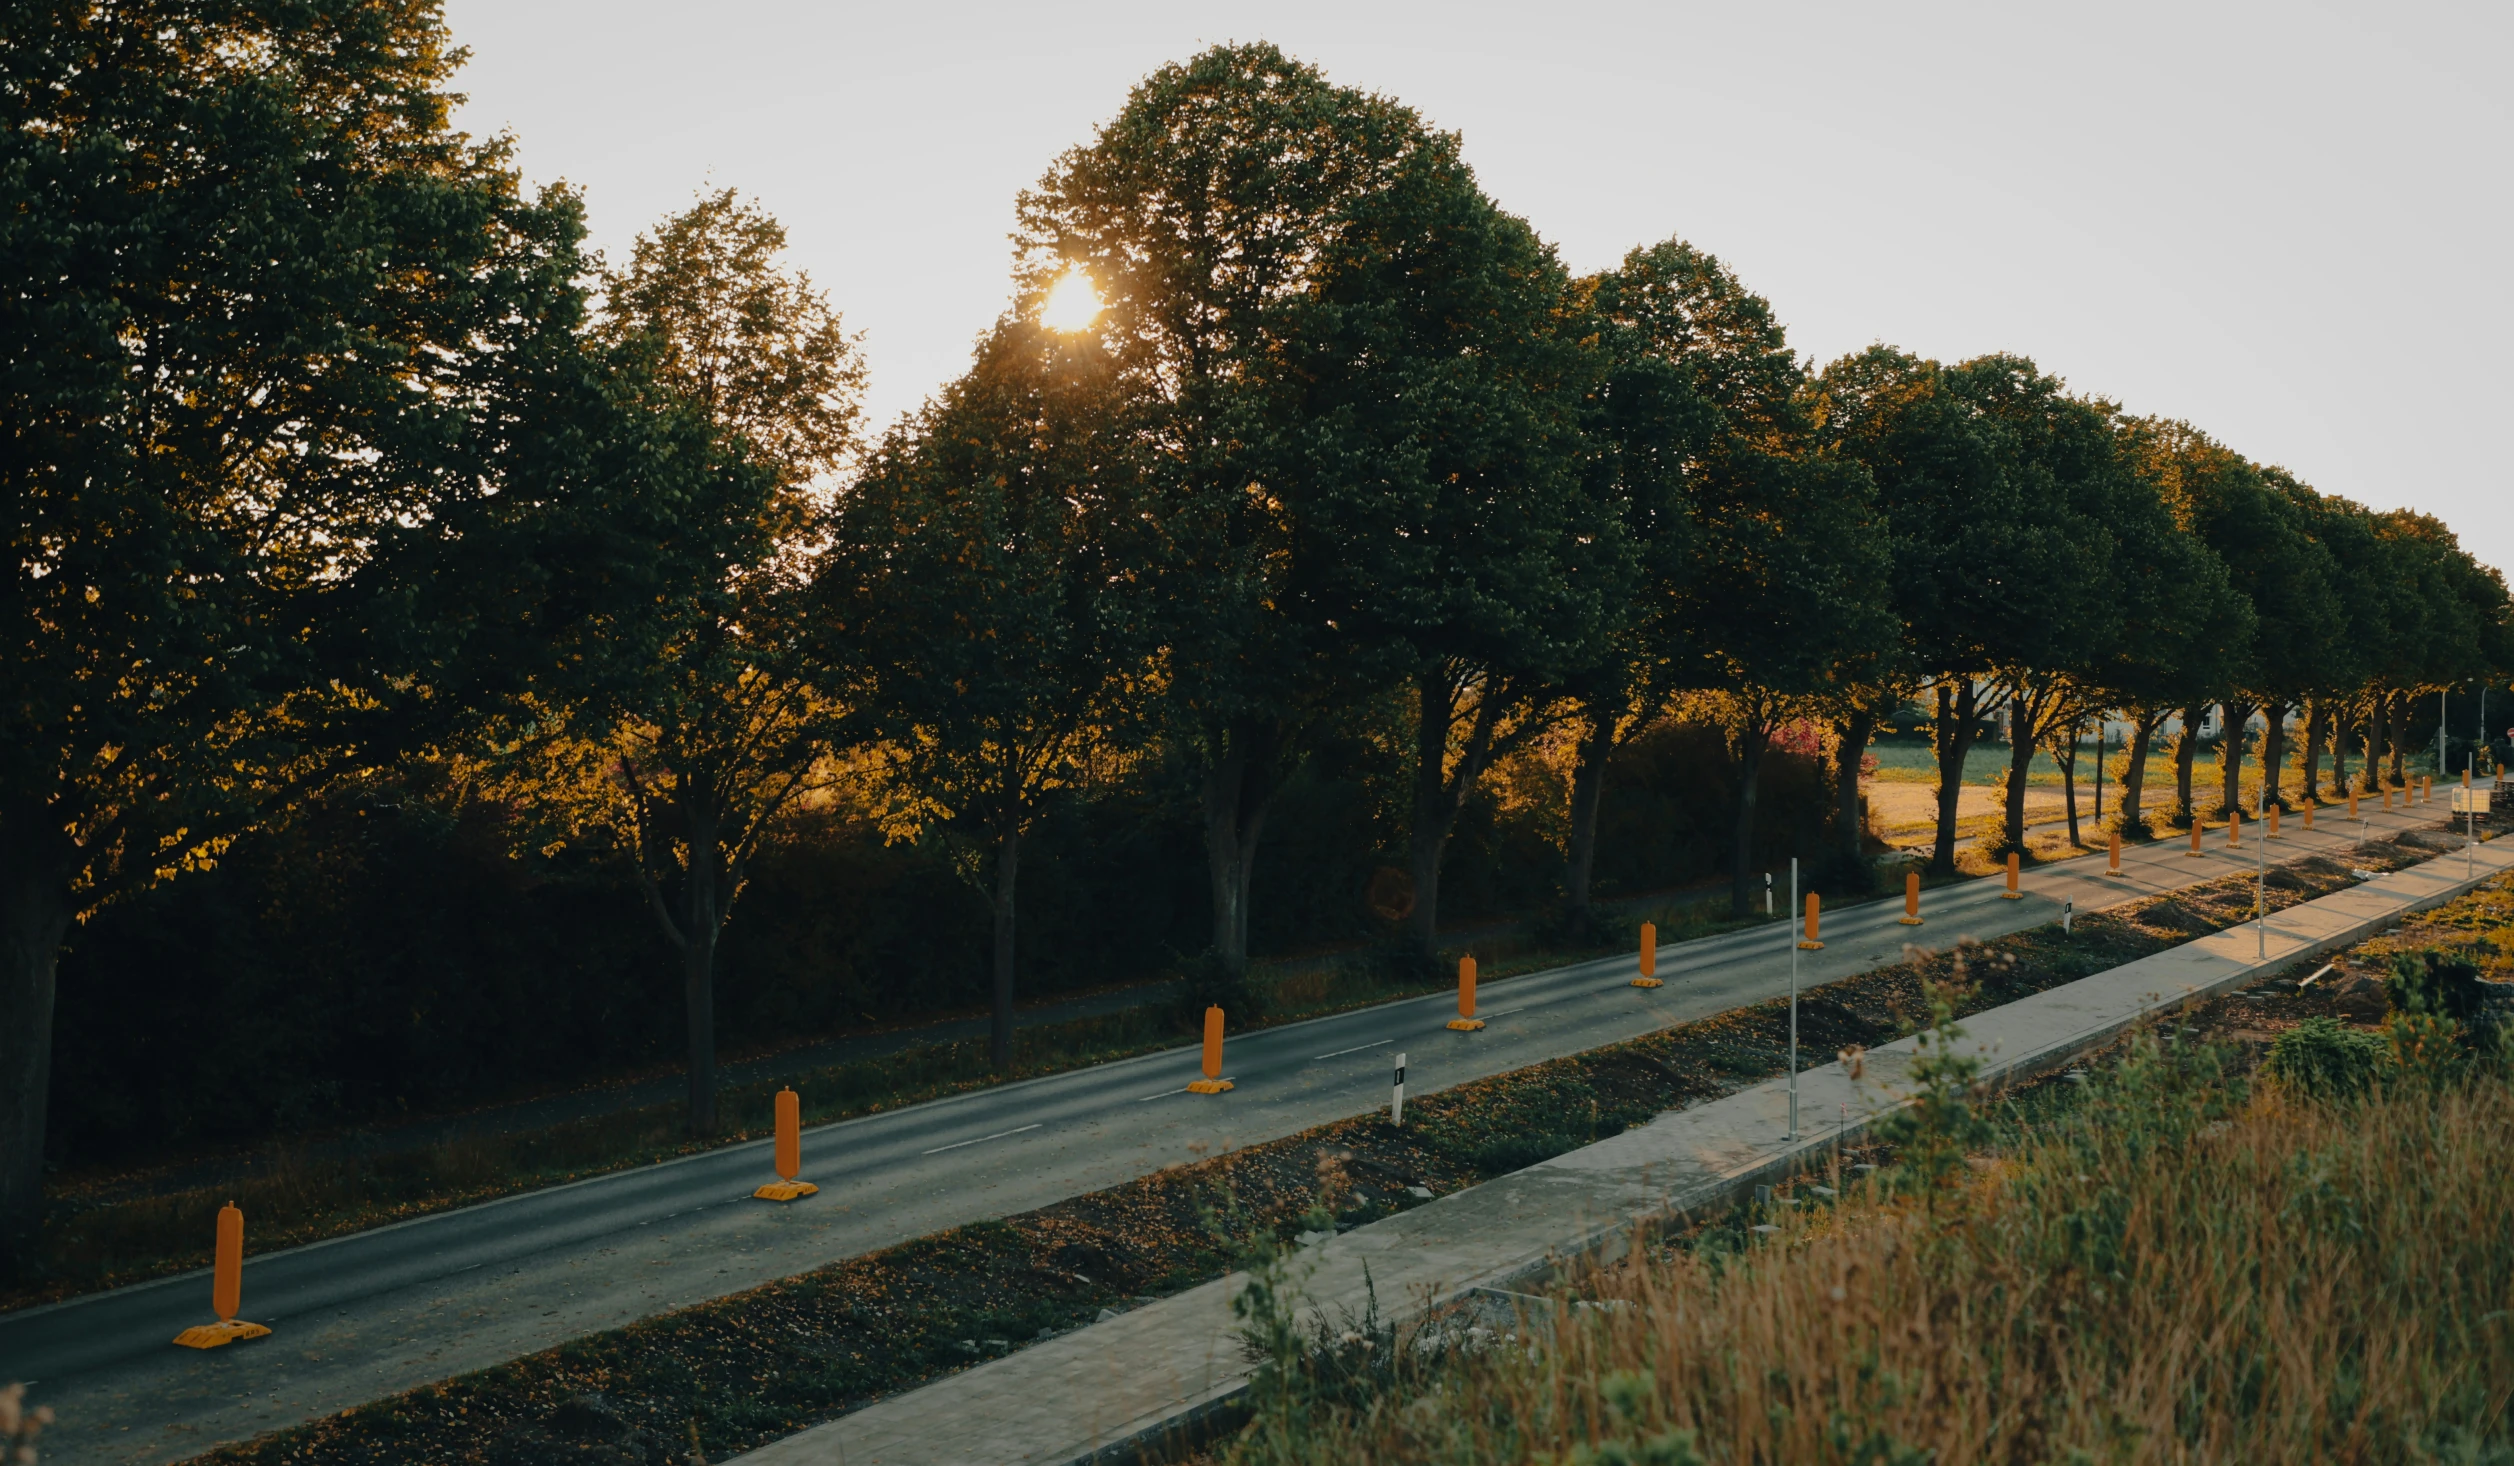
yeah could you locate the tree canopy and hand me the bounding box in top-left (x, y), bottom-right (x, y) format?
top-left (9, 22), bottom-right (2509, 1275)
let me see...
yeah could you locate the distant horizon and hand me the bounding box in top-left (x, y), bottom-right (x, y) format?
top-left (444, 0), bottom-right (2514, 572)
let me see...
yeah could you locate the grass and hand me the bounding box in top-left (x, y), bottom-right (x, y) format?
top-left (1205, 913), bottom-right (2514, 1465)
top-left (16, 893), bottom-right (1769, 1314)
top-left (142, 837), bottom-right (2474, 1465)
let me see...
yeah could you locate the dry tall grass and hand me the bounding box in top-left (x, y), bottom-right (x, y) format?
top-left (1223, 1043), bottom-right (2514, 1464)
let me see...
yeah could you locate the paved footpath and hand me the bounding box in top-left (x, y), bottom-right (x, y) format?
top-left (735, 829), bottom-right (2514, 1466)
top-left (10, 804), bottom-right (2456, 1463)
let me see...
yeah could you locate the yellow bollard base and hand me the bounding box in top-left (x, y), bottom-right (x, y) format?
top-left (1187, 1078), bottom-right (1234, 1093)
top-left (2001, 891), bottom-right (2027, 900)
top-left (1897, 915), bottom-right (1924, 926)
top-left (753, 1181), bottom-right (819, 1203)
top-left (1446, 1018), bottom-right (1486, 1031)
top-left (1796, 939), bottom-right (1825, 950)
top-left (174, 1320), bottom-right (271, 1350)
top-left (1630, 977), bottom-right (1663, 988)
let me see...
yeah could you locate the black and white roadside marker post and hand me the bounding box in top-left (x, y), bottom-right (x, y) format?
top-left (1391, 1052), bottom-right (1406, 1126)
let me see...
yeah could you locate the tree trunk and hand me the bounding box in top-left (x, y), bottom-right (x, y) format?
top-left (637, 786), bottom-right (728, 1140)
top-left (990, 823), bottom-right (1022, 1070)
top-left (681, 913), bottom-right (720, 1137)
top-left (2335, 697), bottom-right (2357, 795)
top-left (2173, 704), bottom-right (2202, 825)
top-left (2369, 691), bottom-right (2391, 790)
top-left (1928, 681), bottom-right (1982, 876)
top-left (2216, 699), bottom-right (2253, 819)
top-left (1835, 705), bottom-right (1875, 865)
top-left (0, 846), bottom-right (68, 1276)
top-left (2057, 722), bottom-right (2082, 846)
top-left (2260, 703), bottom-right (2288, 807)
top-left (2387, 689), bottom-right (2409, 785)
top-left (1406, 665), bottom-right (1502, 961)
top-left (2119, 711), bottom-right (2158, 837)
top-left (2001, 708), bottom-right (2037, 855)
top-left (1728, 719), bottom-right (1771, 915)
top-left (2301, 699), bottom-right (2328, 801)
top-left (1199, 725), bottom-right (1280, 977)
top-left (1563, 706), bottom-right (1617, 918)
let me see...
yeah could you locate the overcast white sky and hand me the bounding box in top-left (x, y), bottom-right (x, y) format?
top-left (442, 0), bottom-right (2512, 571)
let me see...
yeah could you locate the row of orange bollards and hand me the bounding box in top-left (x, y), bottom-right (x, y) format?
top-left (176, 1083), bottom-right (830, 1350)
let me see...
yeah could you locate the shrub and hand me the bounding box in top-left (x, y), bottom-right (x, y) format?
top-left (1174, 951), bottom-right (1267, 1030)
top-left (2265, 1017), bottom-right (2389, 1100)
top-left (2386, 948), bottom-right (2504, 1051)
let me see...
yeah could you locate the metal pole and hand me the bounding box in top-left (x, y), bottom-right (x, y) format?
top-left (2256, 776), bottom-right (2268, 960)
top-left (1788, 856), bottom-right (1800, 1142)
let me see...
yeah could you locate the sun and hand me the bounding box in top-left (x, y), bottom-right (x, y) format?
top-left (1040, 268), bottom-right (1103, 332)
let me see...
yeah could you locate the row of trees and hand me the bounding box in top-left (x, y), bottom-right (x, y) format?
top-left (7, 8), bottom-right (2504, 1268)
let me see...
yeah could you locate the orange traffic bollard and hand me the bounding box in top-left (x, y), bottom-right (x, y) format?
top-left (2423, 775), bottom-right (2433, 802)
top-left (2107, 830), bottom-right (2122, 874)
top-left (1798, 892), bottom-right (1824, 949)
top-left (2002, 851), bottom-right (2024, 899)
top-left (2229, 808), bottom-right (2242, 847)
top-left (2303, 797), bottom-right (2315, 831)
top-left (1189, 1005), bottom-right (1233, 1091)
top-left (2465, 766), bottom-right (2474, 788)
top-left (2267, 803), bottom-right (2280, 838)
top-left (1632, 921), bottom-right (1661, 987)
top-left (1899, 869), bottom-right (1923, 925)
top-left (174, 1202), bottom-right (271, 1349)
top-left (1448, 955), bottom-right (1485, 1031)
top-left (753, 1088), bottom-right (818, 1201)
top-left (2348, 789), bottom-right (2359, 819)
top-left (2188, 821), bottom-right (2204, 856)
top-left (2384, 785), bottom-right (2393, 810)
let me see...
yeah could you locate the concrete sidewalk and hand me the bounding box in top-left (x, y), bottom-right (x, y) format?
top-left (732, 832), bottom-right (2514, 1466)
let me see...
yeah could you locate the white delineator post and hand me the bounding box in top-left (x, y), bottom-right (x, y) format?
top-left (1391, 1052), bottom-right (1406, 1127)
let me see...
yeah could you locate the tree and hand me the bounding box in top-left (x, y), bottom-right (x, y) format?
top-left (0, 0), bottom-right (689, 1264)
top-left (2125, 420), bottom-right (2337, 820)
top-left (1935, 358), bottom-right (2131, 856)
top-left (1578, 248), bottom-right (1892, 920)
top-left (577, 191), bottom-right (864, 1137)
top-left (823, 318), bottom-right (1150, 1068)
top-left (1012, 44), bottom-right (1462, 982)
top-left (1339, 210), bottom-right (1621, 961)
top-left (1815, 350), bottom-right (2082, 874)
top-left (2079, 421), bottom-right (2249, 837)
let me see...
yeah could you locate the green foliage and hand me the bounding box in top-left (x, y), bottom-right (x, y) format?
top-left (2386, 948), bottom-right (2505, 1051)
top-left (2266, 1017), bottom-right (2389, 1100)
top-left (1872, 963), bottom-right (1992, 1198)
top-left (1175, 952), bottom-right (1269, 1031)
top-left (1558, 1372), bottom-right (1707, 1466)
top-left (0, 0), bottom-right (741, 1258)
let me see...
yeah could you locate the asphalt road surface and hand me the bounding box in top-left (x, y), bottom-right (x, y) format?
top-left (7, 807), bottom-right (2447, 1464)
